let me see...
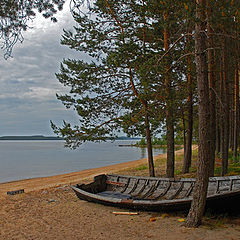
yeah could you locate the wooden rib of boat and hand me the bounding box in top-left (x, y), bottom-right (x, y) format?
top-left (71, 174), bottom-right (240, 212)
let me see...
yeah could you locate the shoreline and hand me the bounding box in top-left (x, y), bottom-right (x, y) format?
top-left (0, 148), bottom-right (188, 197)
top-left (0, 155), bottom-right (150, 197)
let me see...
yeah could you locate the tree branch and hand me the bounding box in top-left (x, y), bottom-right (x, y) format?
top-left (157, 33), bottom-right (194, 64)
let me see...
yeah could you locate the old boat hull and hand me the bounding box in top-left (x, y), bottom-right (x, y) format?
top-left (72, 174), bottom-right (240, 212)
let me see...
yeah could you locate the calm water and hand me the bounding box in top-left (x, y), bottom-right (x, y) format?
top-left (0, 140), bottom-right (166, 183)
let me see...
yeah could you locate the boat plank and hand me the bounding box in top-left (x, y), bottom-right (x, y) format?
top-left (132, 179), bottom-right (149, 197)
top-left (153, 182), bottom-right (172, 200)
top-left (141, 180), bottom-right (160, 199)
top-left (168, 182), bottom-right (184, 200)
top-left (72, 174), bottom-right (240, 212)
top-left (120, 177), bottom-right (130, 193)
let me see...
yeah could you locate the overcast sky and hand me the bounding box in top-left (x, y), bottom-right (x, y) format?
top-left (0, 1), bottom-right (85, 136)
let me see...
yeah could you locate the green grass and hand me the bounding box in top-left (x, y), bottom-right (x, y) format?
top-left (214, 158), bottom-right (240, 176)
top-left (227, 162), bottom-right (240, 175)
top-left (134, 164), bottom-right (148, 171)
top-left (122, 146), bottom-right (240, 178)
top-left (214, 167), bottom-right (222, 175)
top-left (174, 169), bottom-right (182, 175)
top-left (215, 164), bottom-right (240, 176)
top-left (189, 166), bottom-right (197, 173)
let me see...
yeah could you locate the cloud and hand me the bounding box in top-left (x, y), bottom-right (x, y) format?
top-left (22, 87), bottom-right (61, 100)
top-left (0, 0), bottom-right (83, 135)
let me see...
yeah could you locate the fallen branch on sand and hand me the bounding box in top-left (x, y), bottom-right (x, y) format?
top-left (112, 212), bottom-right (139, 215)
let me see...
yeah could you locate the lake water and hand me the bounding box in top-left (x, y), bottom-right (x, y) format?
top-left (0, 140), bottom-right (166, 183)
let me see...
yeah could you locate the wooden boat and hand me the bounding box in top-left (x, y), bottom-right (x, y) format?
top-left (71, 174), bottom-right (240, 212)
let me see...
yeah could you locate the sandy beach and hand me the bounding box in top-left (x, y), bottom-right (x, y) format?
top-left (1, 148), bottom-right (240, 240)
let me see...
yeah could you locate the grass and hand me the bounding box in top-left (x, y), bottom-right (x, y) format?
top-left (225, 163), bottom-right (240, 175)
top-left (214, 152), bottom-right (240, 176)
top-left (174, 169), bottom-right (182, 175)
top-left (117, 146), bottom-right (240, 179)
top-left (117, 147), bottom-right (199, 177)
top-left (135, 165), bottom-right (148, 171)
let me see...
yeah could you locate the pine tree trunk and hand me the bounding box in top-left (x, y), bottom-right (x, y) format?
top-left (164, 13), bottom-right (175, 178)
top-left (229, 73), bottom-right (234, 152)
top-left (182, 54), bottom-right (193, 174)
top-left (230, 85), bottom-right (235, 151)
top-left (182, 112), bottom-right (186, 158)
top-left (216, 124), bottom-right (221, 155)
top-left (221, 38), bottom-right (230, 176)
top-left (207, 5), bottom-right (216, 176)
top-left (145, 110), bottom-right (155, 177)
top-left (166, 114), bottom-right (175, 178)
top-left (233, 65), bottom-right (239, 162)
top-left (215, 53), bottom-right (221, 155)
top-left (219, 62), bottom-right (224, 156)
top-left (185, 0), bottom-right (210, 227)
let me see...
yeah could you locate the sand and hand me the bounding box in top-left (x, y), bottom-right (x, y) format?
top-left (1, 148), bottom-right (240, 240)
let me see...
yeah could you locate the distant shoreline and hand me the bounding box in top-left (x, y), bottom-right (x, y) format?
top-left (0, 135), bottom-right (140, 141)
top-left (0, 135), bottom-right (64, 141)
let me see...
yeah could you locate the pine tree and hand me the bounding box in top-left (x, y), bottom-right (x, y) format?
top-left (0, 0), bottom-right (65, 58)
top-left (185, 0), bottom-right (210, 227)
top-left (52, 0), bottom-right (166, 176)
